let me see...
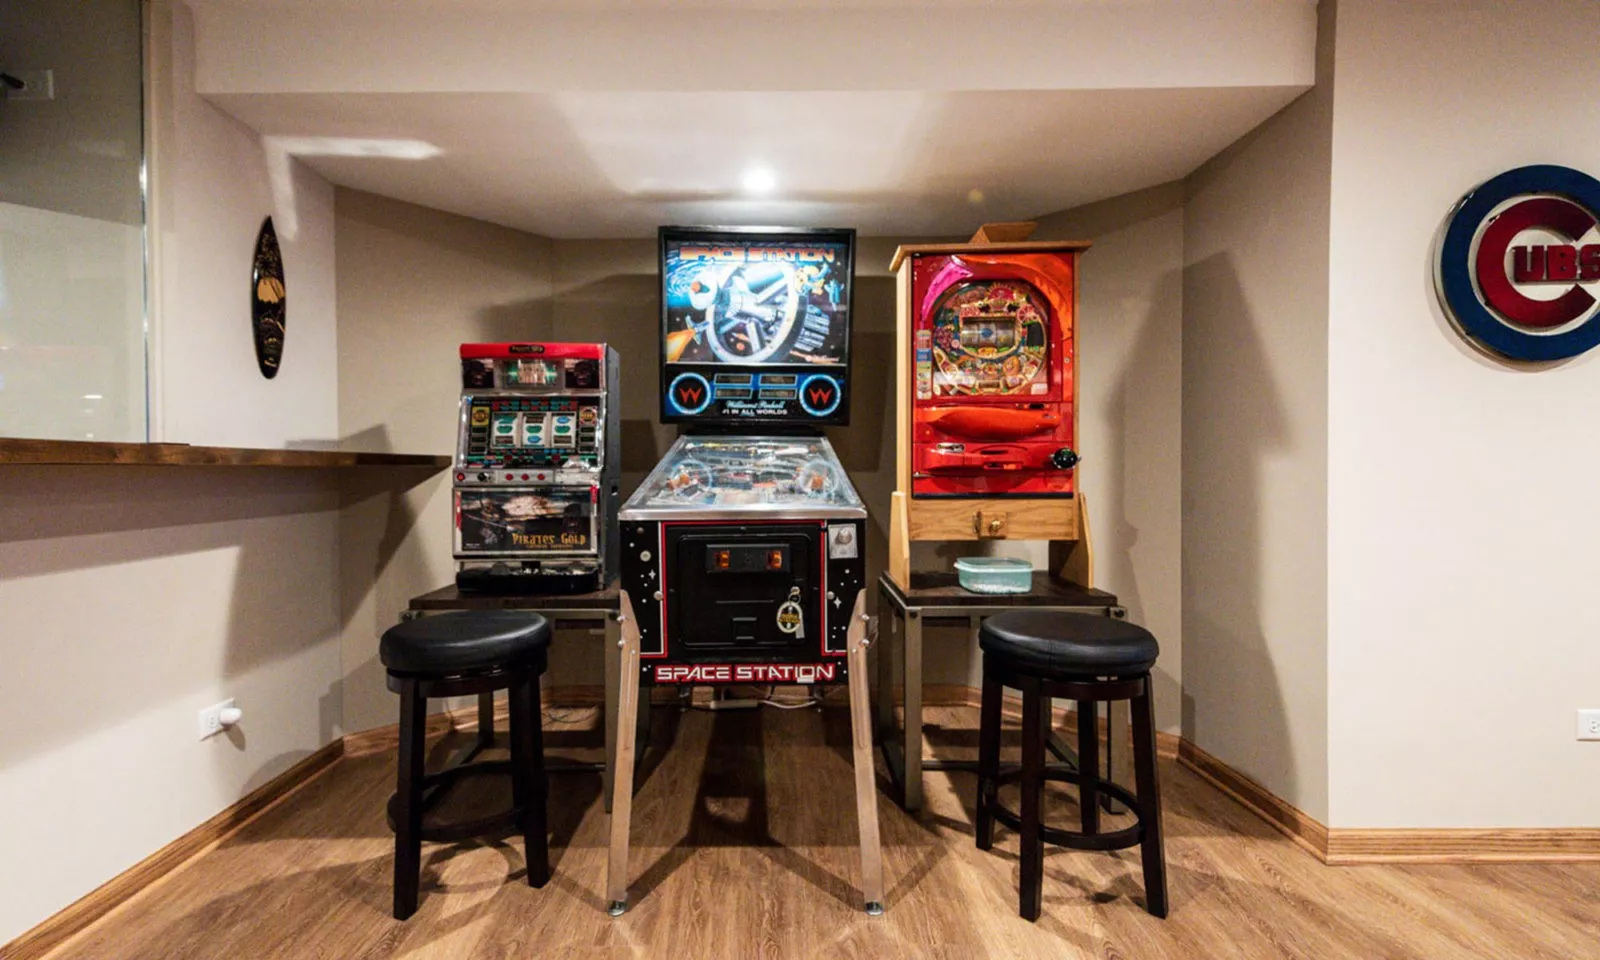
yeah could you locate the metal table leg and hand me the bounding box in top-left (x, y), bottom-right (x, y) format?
top-left (902, 609), bottom-right (924, 810)
top-left (874, 596), bottom-right (894, 744)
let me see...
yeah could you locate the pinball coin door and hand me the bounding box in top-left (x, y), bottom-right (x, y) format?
top-left (911, 252), bottom-right (1079, 498)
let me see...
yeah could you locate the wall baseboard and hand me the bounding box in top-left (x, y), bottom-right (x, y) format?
top-left (1176, 738), bottom-right (1600, 864)
top-left (4, 739), bottom-right (344, 960)
top-left (1325, 829), bottom-right (1600, 864)
top-left (1176, 737), bottom-right (1330, 860)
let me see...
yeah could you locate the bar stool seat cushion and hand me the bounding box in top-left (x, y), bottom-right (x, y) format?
top-left (979, 611), bottom-right (1158, 678)
top-left (380, 611), bottom-right (551, 676)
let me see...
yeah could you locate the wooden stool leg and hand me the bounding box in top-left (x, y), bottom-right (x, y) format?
top-left (846, 593), bottom-right (886, 915)
top-left (510, 673), bottom-right (550, 888)
top-left (606, 591), bottom-right (643, 916)
top-left (1077, 699), bottom-right (1100, 836)
top-left (1018, 681), bottom-right (1046, 922)
top-left (393, 678), bottom-right (426, 920)
top-left (1131, 676), bottom-right (1168, 918)
top-left (974, 668), bottom-right (1003, 850)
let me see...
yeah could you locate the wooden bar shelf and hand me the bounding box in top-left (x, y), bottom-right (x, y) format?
top-left (0, 438), bottom-right (451, 469)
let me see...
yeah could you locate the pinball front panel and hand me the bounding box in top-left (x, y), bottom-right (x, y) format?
top-left (909, 252), bottom-right (1080, 498)
top-left (618, 436), bottom-right (866, 685)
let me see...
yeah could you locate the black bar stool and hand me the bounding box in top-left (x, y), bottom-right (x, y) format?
top-left (379, 610), bottom-right (553, 920)
top-left (974, 610), bottom-right (1167, 921)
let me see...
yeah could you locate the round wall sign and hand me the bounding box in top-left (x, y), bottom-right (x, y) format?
top-left (1436, 164), bottom-right (1600, 363)
top-left (252, 216), bottom-right (286, 378)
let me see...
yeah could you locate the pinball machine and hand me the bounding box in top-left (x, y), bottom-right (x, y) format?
top-left (606, 226), bottom-right (884, 917)
top-left (452, 342), bottom-right (621, 594)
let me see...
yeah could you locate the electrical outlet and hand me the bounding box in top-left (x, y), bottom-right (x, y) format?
top-left (1578, 709), bottom-right (1600, 741)
top-left (3, 70), bottom-right (55, 101)
top-left (198, 698), bottom-right (235, 740)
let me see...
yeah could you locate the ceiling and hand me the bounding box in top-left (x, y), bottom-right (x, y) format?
top-left (190, 0), bottom-right (1318, 239)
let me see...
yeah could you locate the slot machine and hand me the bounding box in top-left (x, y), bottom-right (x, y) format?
top-left (902, 246), bottom-right (1083, 498)
top-left (452, 342), bottom-right (620, 594)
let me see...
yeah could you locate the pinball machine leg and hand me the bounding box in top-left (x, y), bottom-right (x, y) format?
top-left (847, 592), bottom-right (887, 916)
top-left (603, 611), bottom-right (621, 813)
top-left (606, 591), bottom-right (643, 917)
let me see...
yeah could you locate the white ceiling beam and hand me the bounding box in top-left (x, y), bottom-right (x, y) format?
top-left (191, 1), bottom-right (1315, 95)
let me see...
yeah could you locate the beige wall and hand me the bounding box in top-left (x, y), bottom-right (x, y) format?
top-left (148, 0), bottom-right (340, 448)
top-left (1326, 0), bottom-right (1600, 828)
top-left (1179, 0), bottom-right (1335, 820)
top-left (1032, 184), bottom-right (1185, 731)
top-left (0, 470), bottom-right (343, 945)
top-left (0, 5), bottom-right (348, 942)
top-left (335, 188), bottom-right (556, 732)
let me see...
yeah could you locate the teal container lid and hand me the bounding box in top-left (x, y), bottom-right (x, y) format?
top-left (954, 557), bottom-right (1033, 572)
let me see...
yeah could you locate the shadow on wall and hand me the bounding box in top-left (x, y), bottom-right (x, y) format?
top-left (337, 424), bottom-right (451, 732)
top-left (1098, 267), bottom-right (1183, 716)
top-left (1179, 252), bottom-right (1294, 789)
top-left (548, 262), bottom-right (672, 499)
top-left (0, 464), bottom-right (363, 782)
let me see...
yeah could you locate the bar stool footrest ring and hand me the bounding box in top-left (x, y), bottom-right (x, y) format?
top-left (985, 767), bottom-right (1145, 852)
top-left (386, 759), bottom-right (530, 843)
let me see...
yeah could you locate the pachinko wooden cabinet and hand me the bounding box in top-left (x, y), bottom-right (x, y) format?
top-left (888, 223), bottom-right (1094, 587)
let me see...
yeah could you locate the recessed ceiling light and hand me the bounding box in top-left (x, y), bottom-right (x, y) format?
top-left (742, 166), bottom-right (777, 194)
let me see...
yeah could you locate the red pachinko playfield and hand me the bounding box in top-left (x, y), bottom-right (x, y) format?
top-left (910, 251), bottom-right (1079, 498)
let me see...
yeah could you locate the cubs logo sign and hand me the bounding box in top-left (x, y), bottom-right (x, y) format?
top-left (1436, 164), bottom-right (1600, 362)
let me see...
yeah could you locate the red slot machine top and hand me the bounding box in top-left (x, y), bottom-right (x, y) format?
top-left (897, 244), bottom-right (1086, 499)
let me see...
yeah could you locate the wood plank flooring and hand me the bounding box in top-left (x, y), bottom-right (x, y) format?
top-left (44, 704), bottom-right (1600, 960)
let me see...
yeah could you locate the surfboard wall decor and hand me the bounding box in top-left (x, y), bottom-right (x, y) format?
top-left (252, 216), bottom-right (286, 378)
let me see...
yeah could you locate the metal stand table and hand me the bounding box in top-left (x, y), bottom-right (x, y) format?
top-left (404, 583), bottom-right (629, 808)
top-left (875, 571), bottom-right (1126, 811)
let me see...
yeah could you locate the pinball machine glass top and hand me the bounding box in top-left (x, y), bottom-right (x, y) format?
top-left (621, 435), bottom-right (865, 519)
top-left (658, 226), bottom-right (856, 428)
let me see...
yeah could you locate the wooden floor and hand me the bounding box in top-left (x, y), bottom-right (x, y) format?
top-left (48, 704), bottom-right (1600, 960)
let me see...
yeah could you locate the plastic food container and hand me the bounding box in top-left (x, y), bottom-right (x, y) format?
top-left (954, 557), bottom-right (1034, 594)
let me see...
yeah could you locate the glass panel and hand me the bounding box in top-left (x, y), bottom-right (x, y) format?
top-left (0, 0), bottom-right (146, 441)
top-left (625, 435), bottom-right (863, 513)
top-left (929, 279), bottom-right (1051, 398)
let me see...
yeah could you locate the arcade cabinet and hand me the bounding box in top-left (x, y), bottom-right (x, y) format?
top-left (888, 223), bottom-right (1094, 587)
top-left (452, 342), bottom-right (621, 593)
top-left (886, 223), bottom-right (1133, 813)
top-left (606, 226), bottom-right (884, 916)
